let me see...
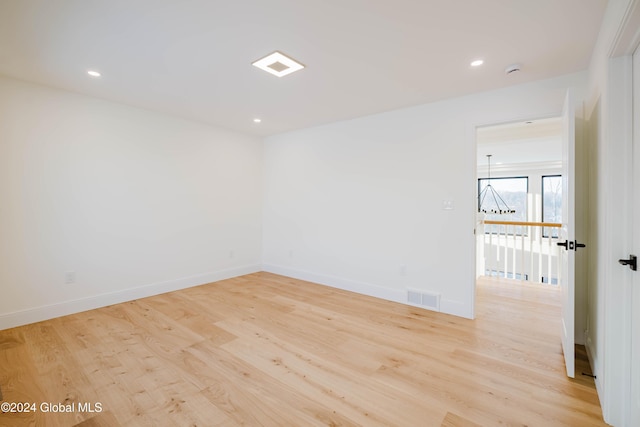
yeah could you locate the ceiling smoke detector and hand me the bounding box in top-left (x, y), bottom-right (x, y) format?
top-left (505, 64), bottom-right (522, 74)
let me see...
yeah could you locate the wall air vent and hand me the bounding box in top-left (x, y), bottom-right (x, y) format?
top-left (407, 289), bottom-right (441, 312)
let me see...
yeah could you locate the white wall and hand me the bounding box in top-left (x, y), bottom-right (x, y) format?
top-left (0, 76), bottom-right (263, 329)
top-left (584, 0), bottom-right (639, 425)
top-left (262, 72), bottom-right (587, 319)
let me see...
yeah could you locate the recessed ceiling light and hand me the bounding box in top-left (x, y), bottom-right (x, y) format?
top-left (253, 118), bottom-right (262, 123)
top-left (470, 59), bottom-right (484, 67)
top-left (252, 51), bottom-right (305, 77)
top-left (87, 70), bottom-right (101, 77)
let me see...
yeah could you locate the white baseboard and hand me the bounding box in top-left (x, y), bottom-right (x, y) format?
top-left (0, 264), bottom-right (261, 330)
top-left (585, 333), bottom-right (604, 409)
top-left (1, 263), bottom-right (472, 330)
top-left (262, 263), bottom-right (470, 318)
top-left (262, 263), bottom-right (405, 303)
top-left (440, 299), bottom-right (472, 319)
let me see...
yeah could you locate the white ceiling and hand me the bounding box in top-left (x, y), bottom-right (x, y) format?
top-left (477, 117), bottom-right (563, 167)
top-left (0, 0), bottom-right (608, 137)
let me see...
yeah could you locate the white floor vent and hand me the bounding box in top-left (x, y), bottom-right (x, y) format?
top-left (407, 289), bottom-right (441, 311)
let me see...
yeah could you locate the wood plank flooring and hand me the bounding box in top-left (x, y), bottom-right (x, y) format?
top-left (0, 273), bottom-right (606, 426)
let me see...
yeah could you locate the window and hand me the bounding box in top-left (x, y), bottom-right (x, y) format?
top-left (478, 176), bottom-right (528, 234)
top-left (542, 175), bottom-right (562, 238)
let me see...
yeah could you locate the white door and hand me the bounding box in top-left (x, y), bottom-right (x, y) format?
top-left (629, 44), bottom-right (640, 427)
top-left (558, 90), bottom-right (576, 378)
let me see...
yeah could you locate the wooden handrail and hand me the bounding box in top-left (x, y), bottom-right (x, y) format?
top-left (483, 220), bottom-right (562, 228)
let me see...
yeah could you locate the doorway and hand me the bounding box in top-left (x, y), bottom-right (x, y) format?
top-left (474, 114), bottom-right (590, 379)
top-left (475, 117), bottom-right (563, 285)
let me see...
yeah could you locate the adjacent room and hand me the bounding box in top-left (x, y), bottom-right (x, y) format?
top-left (1, 1), bottom-right (639, 426)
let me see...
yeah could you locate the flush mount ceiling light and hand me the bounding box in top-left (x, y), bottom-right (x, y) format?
top-left (470, 59), bottom-right (484, 67)
top-left (253, 118), bottom-right (262, 123)
top-left (87, 70), bottom-right (101, 77)
top-left (252, 51), bottom-right (305, 77)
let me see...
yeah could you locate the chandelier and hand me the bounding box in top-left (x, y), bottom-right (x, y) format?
top-left (478, 154), bottom-right (515, 214)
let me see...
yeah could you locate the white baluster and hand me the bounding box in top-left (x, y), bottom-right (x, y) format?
top-left (529, 225), bottom-right (534, 282)
top-left (521, 227), bottom-right (526, 281)
top-left (511, 225), bottom-right (517, 280)
top-left (491, 229), bottom-right (495, 277)
top-left (547, 232), bottom-right (552, 284)
top-left (537, 226), bottom-right (543, 283)
top-left (503, 224), bottom-right (508, 279)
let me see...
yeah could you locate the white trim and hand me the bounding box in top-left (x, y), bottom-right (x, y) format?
top-left (601, 54), bottom-right (634, 427)
top-left (440, 299), bottom-right (470, 318)
top-left (477, 160), bottom-right (562, 175)
top-left (0, 264), bottom-right (261, 331)
top-left (262, 263), bottom-right (405, 303)
top-left (469, 123), bottom-right (478, 320)
top-left (474, 112), bottom-right (564, 132)
top-left (468, 124), bottom-right (484, 319)
top-left (1, 263), bottom-right (474, 330)
top-left (586, 333), bottom-right (605, 409)
top-left (606, 3), bottom-right (640, 424)
top-left (262, 263), bottom-right (471, 318)
top-left (611, 0), bottom-right (640, 57)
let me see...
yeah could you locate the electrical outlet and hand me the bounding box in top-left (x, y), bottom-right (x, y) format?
top-left (65, 271), bottom-right (76, 284)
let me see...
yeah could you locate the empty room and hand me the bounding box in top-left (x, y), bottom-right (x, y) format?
top-left (1, 1), bottom-right (639, 426)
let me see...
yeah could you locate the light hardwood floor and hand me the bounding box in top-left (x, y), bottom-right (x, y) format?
top-left (0, 273), bottom-right (606, 426)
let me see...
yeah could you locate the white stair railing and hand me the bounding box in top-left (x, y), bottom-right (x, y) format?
top-left (479, 220), bottom-right (562, 284)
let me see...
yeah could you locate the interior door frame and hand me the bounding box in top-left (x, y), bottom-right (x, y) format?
top-left (603, 1), bottom-right (640, 424)
top-left (472, 113), bottom-right (566, 282)
top-left (559, 89), bottom-right (576, 378)
top-left (603, 54), bottom-right (634, 427)
top-left (630, 42), bottom-right (640, 427)
top-left (473, 108), bottom-right (578, 378)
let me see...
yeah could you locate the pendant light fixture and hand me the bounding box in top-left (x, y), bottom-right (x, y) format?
top-left (478, 154), bottom-right (515, 214)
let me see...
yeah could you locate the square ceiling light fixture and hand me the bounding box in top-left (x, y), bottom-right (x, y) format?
top-left (252, 51), bottom-right (305, 77)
